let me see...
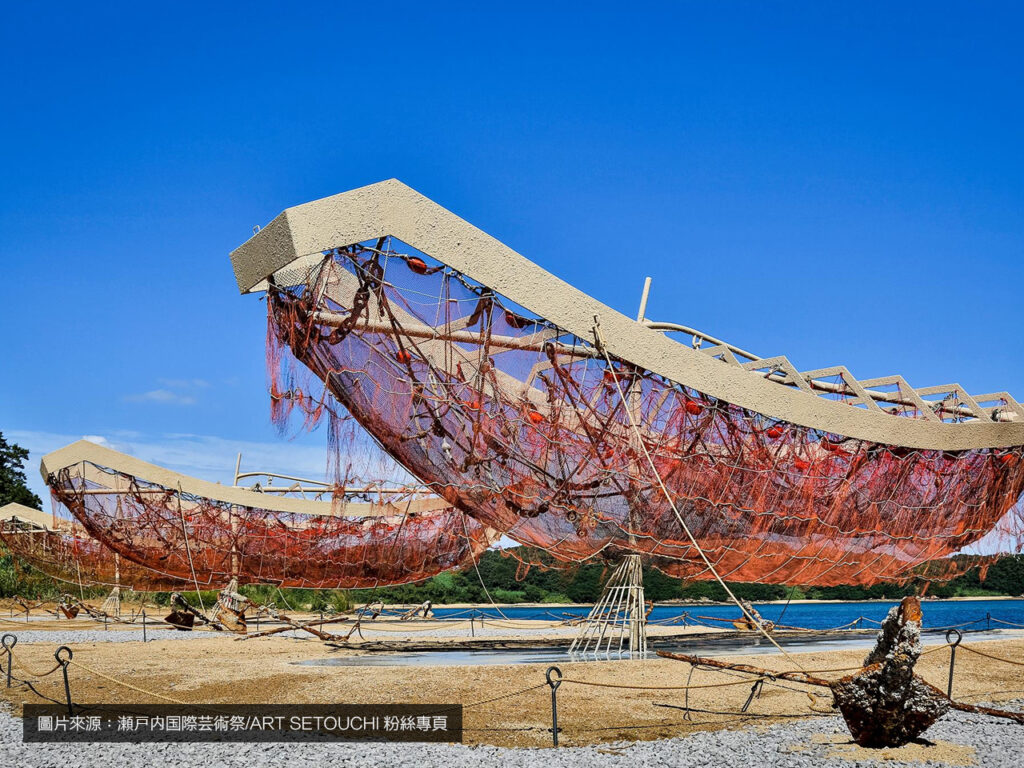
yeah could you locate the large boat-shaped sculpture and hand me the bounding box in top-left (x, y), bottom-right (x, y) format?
top-left (41, 440), bottom-right (493, 589)
top-left (231, 180), bottom-right (1024, 587)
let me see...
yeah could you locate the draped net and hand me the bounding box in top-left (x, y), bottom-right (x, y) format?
top-left (0, 512), bottom-right (185, 591)
top-left (263, 239), bottom-right (1024, 587)
top-left (45, 460), bottom-right (491, 589)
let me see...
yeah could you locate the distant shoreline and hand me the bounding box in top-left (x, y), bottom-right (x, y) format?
top-left (437, 595), bottom-right (1024, 609)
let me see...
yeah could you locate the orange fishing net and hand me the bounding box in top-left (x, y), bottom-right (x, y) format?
top-left (264, 240), bottom-right (1024, 587)
top-left (0, 512), bottom-right (185, 591)
top-left (45, 460), bottom-right (491, 589)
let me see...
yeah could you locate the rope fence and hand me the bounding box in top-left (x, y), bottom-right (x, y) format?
top-left (1, 629), bottom-right (1022, 746)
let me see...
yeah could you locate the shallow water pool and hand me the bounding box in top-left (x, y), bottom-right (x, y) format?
top-left (294, 628), bottom-right (1020, 667)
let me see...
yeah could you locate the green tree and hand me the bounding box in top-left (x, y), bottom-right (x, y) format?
top-left (0, 432), bottom-right (41, 508)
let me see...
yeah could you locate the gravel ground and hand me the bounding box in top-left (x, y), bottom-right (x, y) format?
top-left (2, 701), bottom-right (1021, 767)
top-left (4, 625), bottom-right (1016, 656)
top-left (0, 628), bottom-right (212, 644)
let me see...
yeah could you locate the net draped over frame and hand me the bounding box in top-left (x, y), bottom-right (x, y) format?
top-left (0, 513), bottom-right (186, 591)
top-left (46, 461), bottom-right (491, 589)
top-left (263, 239), bottom-right (1024, 587)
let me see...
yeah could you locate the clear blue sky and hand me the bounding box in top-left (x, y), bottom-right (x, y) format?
top-left (2, 3), bottom-right (1022, 503)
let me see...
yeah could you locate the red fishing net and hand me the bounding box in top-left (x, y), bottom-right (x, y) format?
top-left (263, 240), bottom-right (1024, 587)
top-left (45, 460), bottom-right (491, 589)
top-left (0, 513), bottom-right (185, 591)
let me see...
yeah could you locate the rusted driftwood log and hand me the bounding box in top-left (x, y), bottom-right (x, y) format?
top-left (659, 595), bottom-right (1024, 748)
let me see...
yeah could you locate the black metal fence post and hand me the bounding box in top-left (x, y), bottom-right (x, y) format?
top-left (2, 634), bottom-right (16, 688)
top-left (142, 609), bottom-right (147, 643)
top-left (741, 678), bottom-right (764, 713)
top-left (546, 665), bottom-right (563, 747)
top-left (945, 628), bottom-right (963, 699)
top-left (55, 646), bottom-right (74, 715)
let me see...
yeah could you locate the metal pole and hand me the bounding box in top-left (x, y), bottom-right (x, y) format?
top-left (636, 277), bottom-right (652, 322)
top-left (2, 635), bottom-right (16, 688)
top-left (946, 628), bottom-right (963, 699)
top-left (546, 666), bottom-right (563, 747)
top-left (55, 646), bottom-right (73, 715)
top-left (741, 679), bottom-right (764, 713)
top-left (142, 609), bottom-right (147, 643)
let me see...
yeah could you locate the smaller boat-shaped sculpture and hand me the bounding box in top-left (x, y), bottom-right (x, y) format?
top-left (42, 440), bottom-right (494, 590)
top-left (0, 501), bottom-right (185, 591)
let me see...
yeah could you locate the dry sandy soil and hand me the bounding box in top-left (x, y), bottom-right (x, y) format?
top-left (2, 615), bottom-right (1022, 748)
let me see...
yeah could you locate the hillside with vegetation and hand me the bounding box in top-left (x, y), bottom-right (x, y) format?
top-left (3, 545), bottom-right (1023, 610)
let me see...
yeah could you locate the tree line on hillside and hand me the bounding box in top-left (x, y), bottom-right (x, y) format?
top-left (344, 548), bottom-right (1024, 606)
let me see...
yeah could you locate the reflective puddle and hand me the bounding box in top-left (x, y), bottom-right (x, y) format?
top-left (293, 628), bottom-right (1015, 667)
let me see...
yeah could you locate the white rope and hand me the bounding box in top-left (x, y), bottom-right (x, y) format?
top-left (592, 316), bottom-right (807, 671)
top-left (462, 514), bottom-right (509, 620)
top-left (275, 585), bottom-right (294, 611)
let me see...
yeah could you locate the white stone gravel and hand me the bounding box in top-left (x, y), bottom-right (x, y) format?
top-left (0, 628), bottom-right (213, 644)
top-left (2, 701), bottom-right (1021, 767)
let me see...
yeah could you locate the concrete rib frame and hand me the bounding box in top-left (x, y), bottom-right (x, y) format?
top-left (230, 179), bottom-right (1024, 451)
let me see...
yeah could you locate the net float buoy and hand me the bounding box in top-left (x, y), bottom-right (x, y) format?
top-left (504, 310), bottom-right (531, 329)
top-left (407, 257), bottom-right (428, 274)
top-left (684, 399), bottom-right (702, 415)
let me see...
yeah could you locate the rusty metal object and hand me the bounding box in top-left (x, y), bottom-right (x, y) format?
top-left (657, 650), bottom-right (831, 687)
top-left (211, 581), bottom-right (252, 635)
top-left (266, 613), bottom-right (345, 641)
top-left (241, 614), bottom-right (351, 641)
top-left (14, 597), bottom-right (50, 617)
top-left (164, 610), bottom-right (196, 631)
top-left (164, 592), bottom-right (211, 631)
top-left (398, 601), bottom-right (433, 620)
top-left (214, 606), bottom-right (247, 634)
top-left (731, 600), bottom-right (775, 633)
top-left (831, 597), bottom-right (947, 746)
top-left (59, 594), bottom-right (118, 623)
